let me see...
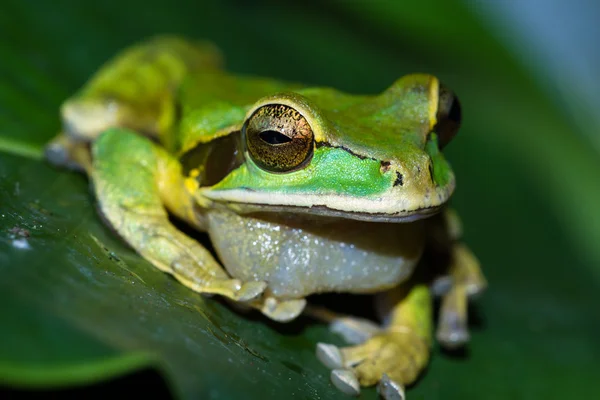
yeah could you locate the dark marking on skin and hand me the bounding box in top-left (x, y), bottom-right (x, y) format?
top-left (316, 142), bottom-right (377, 161)
top-left (428, 164), bottom-right (435, 185)
top-left (393, 171), bottom-right (404, 187)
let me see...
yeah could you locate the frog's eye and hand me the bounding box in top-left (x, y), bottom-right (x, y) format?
top-left (435, 84), bottom-right (462, 148)
top-left (244, 104), bottom-right (314, 172)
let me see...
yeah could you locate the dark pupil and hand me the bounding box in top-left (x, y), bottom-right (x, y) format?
top-left (259, 130), bottom-right (292, 145)
top-left (447, 97), bottom-right (462, 124)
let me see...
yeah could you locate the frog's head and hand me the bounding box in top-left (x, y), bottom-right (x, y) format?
top-left (196, 74), bottom-right (460, 222)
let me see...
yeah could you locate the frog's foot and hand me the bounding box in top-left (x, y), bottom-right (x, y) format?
top-left (306, 305), bottom-right (382, 344)
top-left (125, 218), bottom-right (268, 303)
top-left (317, 329), bottom-right (428, 398)
top-left (436, 283), bottom-right (469, 348)
top-left (45, 132), bottom-right (92, 173)
top-left (179, 271), bottom-right (267, 302)
top-left (257, 296), bottom-right (307, 322)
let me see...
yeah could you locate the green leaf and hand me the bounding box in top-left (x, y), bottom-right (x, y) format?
top-left (1, 0), bottom-right (599, 399)
top-left (0, 153), bottom-right (350, 398)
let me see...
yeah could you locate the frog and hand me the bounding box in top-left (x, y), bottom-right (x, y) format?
top-left (45, 36), bottom-right (486, 399)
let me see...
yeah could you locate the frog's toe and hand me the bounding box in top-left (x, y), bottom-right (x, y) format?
top-left (331, 369), bottom-right (361, 397)
top-left (430, 275), bottom-right (453, 297)
top-left (316, 343), bottom-right (344, 369)
top-left (45, 133), bottom-right (90, 171)
top-left (202, 278), bottom-right (267, 302)
top-left (45, 137), bottom-right (70, 166)
top-left (235, 281), bottom-right (268, 302)
top-left (330, 317), bottom-right (382, 345)
top-left (305, 306), bottom-right (381, 344)
top-left (377, 374), bottom-right (406, 400)
top-left (436, 282), bottom-right (470, 349)
top-left (260, 297), bottom-right (306, 322)
top-left (436, 315), bottom-right (469, 349)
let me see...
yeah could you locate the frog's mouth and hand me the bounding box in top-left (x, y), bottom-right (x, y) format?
top-left (199, 182), bottom-right (453, 223)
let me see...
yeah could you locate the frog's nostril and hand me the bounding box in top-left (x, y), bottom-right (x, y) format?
top-left (380, 161), bottom-right (391, 174)
top-left (380, 161), bottom-right (404, 187)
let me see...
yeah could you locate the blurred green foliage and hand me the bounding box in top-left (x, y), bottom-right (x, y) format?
top-left (1, 0), bottom-right (599, 399)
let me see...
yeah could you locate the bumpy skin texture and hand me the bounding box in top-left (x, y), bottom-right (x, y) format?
top-left (45, 36), bottom-right (486, 399)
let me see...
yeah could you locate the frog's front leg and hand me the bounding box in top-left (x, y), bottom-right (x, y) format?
top-left (317, 284), bottom-right (431, 399)
top-left (92, 128), bottom-right (266, 301)
top-left (436, 243), bottom-right (486, 348)
top-left (433, 209), bottom-right (487, 349)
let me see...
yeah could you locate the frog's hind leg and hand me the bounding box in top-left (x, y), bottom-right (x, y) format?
top-left (317, 284), bottom-right (432, 399)
top-left (45, 35), bottom-right (223, 171)
top-left (45, 133), bottom-right (93, 173)
top-left (91, 128), bottom-right (266, 302)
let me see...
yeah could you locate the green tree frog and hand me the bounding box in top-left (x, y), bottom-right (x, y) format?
top-left (46, 36), bottom-right (486, 399)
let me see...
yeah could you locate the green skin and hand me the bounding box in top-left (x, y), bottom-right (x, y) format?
top-left (46, 36), bottom-right (486, 398)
